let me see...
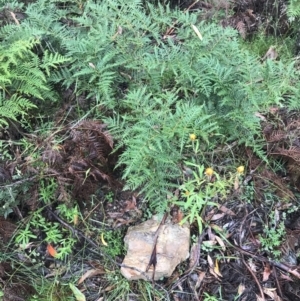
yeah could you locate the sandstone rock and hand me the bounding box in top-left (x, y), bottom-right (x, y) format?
top-left (121, 214), bottom-right (190, 281)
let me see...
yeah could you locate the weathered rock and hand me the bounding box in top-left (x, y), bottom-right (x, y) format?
top-left (121, 214), bottom-right (190, 281)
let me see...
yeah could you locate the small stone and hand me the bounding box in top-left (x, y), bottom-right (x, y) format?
top-left (121, 214), bottom-right (190, 281)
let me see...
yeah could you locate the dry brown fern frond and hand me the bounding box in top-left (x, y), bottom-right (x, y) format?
top-left (236, 21), bottom-right (246, 39)
top-left (0, 163), bottom-right (14, 183)
top-left (258, 169), bottom-right (295, 200)
top-left (11, 119), bottom-right (117, 206)
top-left (42, 143), bottom-right (64, 166)
top-left (266, 130), bottom-right (286, 143)
top-left (286, 119), bottom-right (300, 131)
top-left (287, 162), bottom-right (300, 191)
top-left (271, 147), bottom-right (300, 163)
top-left (25, 184), bottom-right (39, 211)
top-left (69, 120), bottom-right (113, 163)
top-left (0, 217), bottom-right (17, 242)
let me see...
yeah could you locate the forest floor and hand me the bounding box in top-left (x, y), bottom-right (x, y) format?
top-left (1, 1), bottom-right (300, 301)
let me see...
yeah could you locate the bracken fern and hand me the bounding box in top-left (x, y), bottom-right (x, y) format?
top-left (1, 0), bottom-right (300, 210)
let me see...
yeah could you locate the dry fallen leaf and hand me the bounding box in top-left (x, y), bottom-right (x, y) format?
top-left (256, 294), bottom-right (265, 301)
top-left (124, 196), bottom-right (137, 211)
top-left (215, 235), bottom-right (226, 251)
top-left (191, 24), bottom-right (203, 40)
top-left (73, 214), bottom-right (79, 225)
top-left (124, 196), bottom-right (142, 216)
top-left (262, 264), bottom-right (271, 282)
top-left (248, 259), bottom-right (257, 272)
top-left (214, 259), bottom-right (222, 277)
top-left (218, 205), bottom-right (236, 216)
top-left (207, 227), bottom-right (216, 241)
top-left (78, 268), bottom-right (106, 285)
top-left (47, 244), bottom-right (57, 257)
top-left (237, 283), bottom-right (245, 296)
top-left (210, 213), bottom-right (225, 221)
top-left (195, 271), bottom-right (206, 289)
top-left (269, 107), bottom-right (279, 114)
top-left (254, 112), bottom-right (267, 121)
top-left (234, 175), bottom-right (240, 190)
top-left (101, 233), bottom-right (108, 246)
top-left (207, 255), bottom-right (214, 268)
top-left (263, 287), bottom-right (282, 301)
top-left (189, 243), bottom-right (200, 269)
top-left (262, 46), bottom-right (278, 61)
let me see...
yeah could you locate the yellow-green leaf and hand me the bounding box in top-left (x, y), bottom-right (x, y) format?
top-left (69, 283), bottom-right (86, 301)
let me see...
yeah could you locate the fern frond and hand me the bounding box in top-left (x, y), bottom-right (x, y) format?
top-left (287, 0), bottom-right (300, 21)
top-left (0, 94), bottom-right (36, 126)
top-left (40, 51), bottom-right (70, 76)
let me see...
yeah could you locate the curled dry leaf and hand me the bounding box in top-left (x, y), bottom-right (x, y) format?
top-left (101, 233), bottom-right (108, 246)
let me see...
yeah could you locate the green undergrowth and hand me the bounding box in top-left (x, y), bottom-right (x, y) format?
top-left (1, 0), bottom-right (300, 211)
top-left (242, 31), bottom-right (296, 60)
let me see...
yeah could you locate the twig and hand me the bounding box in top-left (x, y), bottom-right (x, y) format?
top-left (146, 212), bottom-right (169, 282)
top-left (272, 263), bottom-right (283, 298)
top-left (241, 256), bottom-right (265, 301)
top-left (9, 11), bottom-right (20, 25)
top-left (232, 243), bottom-right (300, 279)
top-left (0, 176), bottom-right (37, 188)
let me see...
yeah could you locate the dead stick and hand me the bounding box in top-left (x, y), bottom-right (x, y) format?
top-left (232, 243), bottom-right (300, 279)
top-left (146, 212), bottom-right (169, 280)
top-left (272, 263), bottom-right (283, 298)
top-left (242, 256), bottom-right (265, 301)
